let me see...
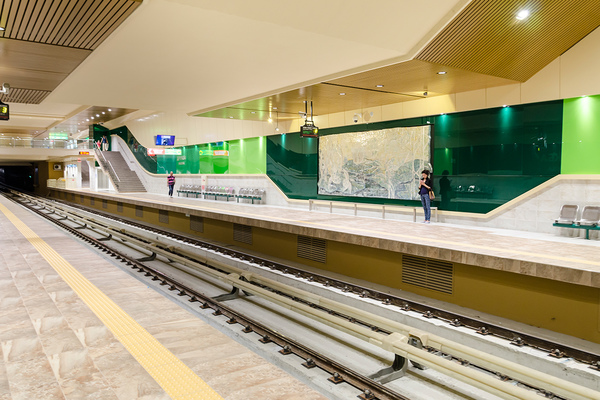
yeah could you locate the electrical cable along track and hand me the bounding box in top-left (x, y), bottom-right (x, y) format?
top-left (4, 188), bottom-right (600, 400)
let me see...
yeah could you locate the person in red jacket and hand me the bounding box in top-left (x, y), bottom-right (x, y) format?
top-left (167, 172), bottom-right (175, 197)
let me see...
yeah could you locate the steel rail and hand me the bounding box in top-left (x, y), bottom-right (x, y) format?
top-left (33, 191), bottom-right (600, 368)
top-left (3, 191), bottom-right (408, 400)
top-left (10, 192), bottom-right (600, 400)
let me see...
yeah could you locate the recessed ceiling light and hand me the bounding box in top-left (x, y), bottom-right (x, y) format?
top-left (339, 92), bottom-right (346, 96)
top-left (503, 105), bottom-right (508, 108)
top-left (108, 108), bottom-right (112, 111)
top-left (91, 117), bottom-right (94, 119)
top-left (251, 111), bottom-right (256, 114)
top-left (272, 107), bottom-right (278, 110)
top-left (96, 114), bottom-right (99, 117)
top-left (516, 10), bottom-right (530, 20)
top-left (86, 119), bottom-right (89, 121)
top-left (102, 112), bottom-right (105, 114)
top-left (376, 85), bottom-right (384, 88)
top-left (437, 71), bottom-right (447, 75)
top-left (268, 118), bottom-right (273, 123)
top-left (0, 27), bottom-right (4, 31)
top-left (229, 116), bottom-right (233, 118)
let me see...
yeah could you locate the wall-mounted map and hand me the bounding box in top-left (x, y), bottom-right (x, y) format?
top-left (318, 126), bottom-right (431, 200)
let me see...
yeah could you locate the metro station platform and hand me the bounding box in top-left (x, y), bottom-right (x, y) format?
top-left (44, 187), bottom-right (600, 345)
top-left (0, 195), bottom-right (326, 400)
top-left (54, 188), bottom-right (600, 289)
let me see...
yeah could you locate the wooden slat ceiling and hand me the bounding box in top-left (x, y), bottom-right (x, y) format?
top-left (0, 0), bottom-right (141, 49)
top-left (415, 0), bottom-right (600, 82)
top-left (0, 88), bottom-right (51, 104)
top-left (0, 0), bottom-right (141, 104)
top-left (200, 0), bottom-right (600, 122)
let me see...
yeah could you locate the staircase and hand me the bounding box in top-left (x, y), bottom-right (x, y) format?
top-left (96, 150), bottom-right (146, 193)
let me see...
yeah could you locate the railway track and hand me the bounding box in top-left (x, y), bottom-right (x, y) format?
top-left (5, 189), bottom-right (600, 400)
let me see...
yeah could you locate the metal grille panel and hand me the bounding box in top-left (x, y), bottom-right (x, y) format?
top-left (297, 236), bottom-right (327, 263)
top-left (233, 223), bottom-right (252, 245)
top-left (190, 215), bottom-right (204, 233)
top-left (90, 197), bottom-right (94, 205)
top-left (159, 209), bottom-right (168, 224)
top-left (102, 199), bottom-right (107, 208)
top-left (402, 255), bottom-right (453, 294)
top-left (135, 205), bottom-right (143, 217)
top-left (117, 202), bottom-right (123, 212)
top-left (80, 194), bottom-right (83, 203)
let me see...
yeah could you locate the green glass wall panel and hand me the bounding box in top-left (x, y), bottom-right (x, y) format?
top-left (110, 126), bottom-right (158, 173)
top-left (229, 137), bottom-right (267, 174)
top-left (107, 127), bottom-right (269, 176)
top-left (266, 101), bottom-right (563, 213)
top-left (561, 95), bottom-right (600, 174)
top-left (267, 133), bottom-right (318, 199)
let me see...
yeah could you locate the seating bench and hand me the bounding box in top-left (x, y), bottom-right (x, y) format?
top-left (552, 222), bottom-right (600, 240)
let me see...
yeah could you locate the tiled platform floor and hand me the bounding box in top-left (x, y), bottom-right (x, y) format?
top-left (68, 189), bottom-right (600, 289)
top-left (0, 195), bottom-right (326, 400)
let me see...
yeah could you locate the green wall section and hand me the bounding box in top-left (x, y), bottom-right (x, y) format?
top-left (229, 136), bottom-right (267, 174)
top-left (108, 95), bottom-right (600, 215)
top-left (267, 100), bottom-right (563, 213)
top-left (561, 95), bottom-right (600, 174)
top-left (108, 127), bottom-right (266, 175)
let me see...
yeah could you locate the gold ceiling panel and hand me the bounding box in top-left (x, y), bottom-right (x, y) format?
top-left (197, 83), bottom-right (420, 121)
top-left (416, 0), bottom-right (600, 82)
top-left (0, 0), bottom-right (141, 50)
top-left (198, 60), bottom-right (519, 121)
top-left (48, 106), bottom-right (138, 137)
top-left (327, 60), bottom-right (518, 97)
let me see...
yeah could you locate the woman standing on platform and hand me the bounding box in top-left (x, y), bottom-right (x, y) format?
top-left (418, 170), bottom-right (432, 223)
top-left (167, 172), bottom-right (175, 197)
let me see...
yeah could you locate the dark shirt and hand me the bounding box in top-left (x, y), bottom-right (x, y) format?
top-left (167, 175), bottom-right (175, 186)
top-left (419, 178), bottom-right (432, 195)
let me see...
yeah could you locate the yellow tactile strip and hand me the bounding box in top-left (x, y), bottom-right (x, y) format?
top-left (0, 202), bottom-right (224, 400)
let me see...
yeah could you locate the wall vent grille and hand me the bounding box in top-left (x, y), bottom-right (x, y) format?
top-left (117, 202), bottom-right (123, 212)
top-left (159, 209), bottom-right (169, 224)
top-left (80, 194), bottom-right (84, 203)
top-left (190, 215), bottom-right (204, 232)
top-left (233, 223), bottom-right (252, 245)
top-left (135, 205), bottom-right (143, 217)
top-left (102, 199), bottom-right (107, 209)
top-left (297, 236), bottom-right (327, 263)
top-left (71, 193), bottom-right (75, 201)
top-left (402, 255), bottom-right (453, 294)
top-left (90, 197), bottom-right (94, 205)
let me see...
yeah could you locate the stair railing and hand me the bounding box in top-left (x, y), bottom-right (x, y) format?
top-left (95, 149), bottom-right (122, 188)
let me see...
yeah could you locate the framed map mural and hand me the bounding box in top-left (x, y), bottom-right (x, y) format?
top-left (318, 126), bottom-right (431, 200)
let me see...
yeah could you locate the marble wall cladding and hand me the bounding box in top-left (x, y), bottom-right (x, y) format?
top-left (438, 178), bottom-right (600, 235)
top-left (113, 137), bottom-right (291, 206)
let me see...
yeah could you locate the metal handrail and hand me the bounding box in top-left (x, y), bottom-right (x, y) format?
top-left (95, 149), bottom-right (122, 185)
top-left (0, 137), bottom-right (94, 149)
